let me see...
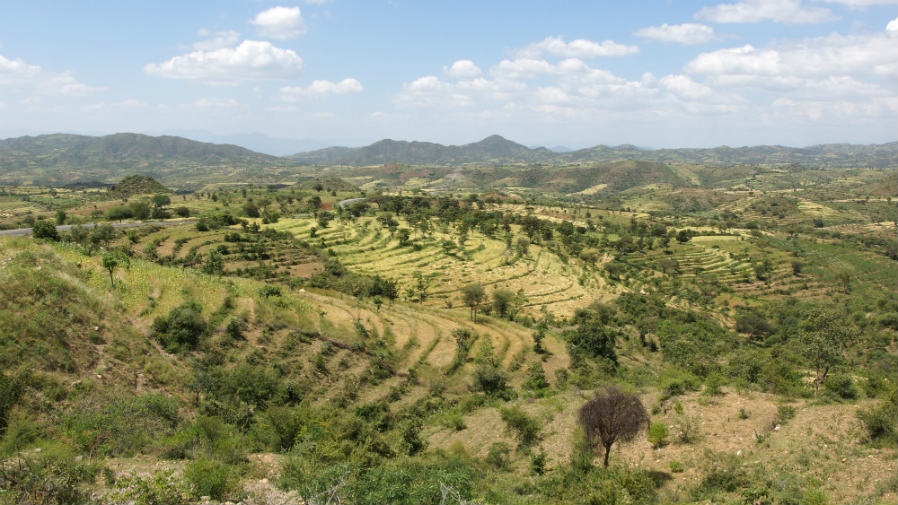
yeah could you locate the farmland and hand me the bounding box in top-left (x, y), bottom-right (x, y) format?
top-left (0, 154), bottom-right (897, 505)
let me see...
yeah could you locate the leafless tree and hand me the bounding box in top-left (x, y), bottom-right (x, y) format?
top-left (578, 386), bottom-right (649, 467)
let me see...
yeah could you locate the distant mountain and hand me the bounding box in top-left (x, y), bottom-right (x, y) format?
top-left (289, 136), bottom-right (897, 168)
top-left (0, 133), bottom-right (288, 187)
top-left (289, 135), bottom-right (557, 165)
top-left (1, 132), bottom-right (895, 189)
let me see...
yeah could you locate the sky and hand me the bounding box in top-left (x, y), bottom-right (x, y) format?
top-left (1, 0), bottom-right (896, 153)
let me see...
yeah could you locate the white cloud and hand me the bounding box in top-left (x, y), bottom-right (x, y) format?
top-left (816, 0), bottom-right (896, 7)
top-left (444, 60), bottom-right (482, 79)
top-left (144, 40), bottom-right (304, 84)
top-left (515, 36), bottom-right (638, 59)
top-left (0, 53), bottom-right (104, 95)
top-left (685, 32), bottom-right (898, 81)
top-left (0, 54), bottom-right (41, 83)
top-left (193, 97), bottom-right (243, 108)
top-left (251, 6), bottom-right (306, 40)
top-left (634, 23), bottom-right (715, 44)
top-left (696, 0), bottom-right (836, 24)
top-left (888, 16), bottom-right (898, 33)
top-left (394, 25), bottom-right (895, 144)
top-left (279, 78), bottom-right (363, 100)
top-left (660, 75), bottom-right (713, 99)
top-left (193, 30), bottom-right (241, 51)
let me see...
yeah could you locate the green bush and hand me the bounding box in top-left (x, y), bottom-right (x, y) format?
top-left (486, 442), bottom-right (511, 469)
top-left (658, 368), bottom-right (700, 399)
top-left (183, 458), bottom-right (236, 500)
top-left (0, 372), bottom-right (24, 433)
top-left (109, 468), bottom-right (193, 505)
top-left (63, 393), bottom-right (180, 457)
top-left (648, 422), bottom-right (669, 448)
top-left (824, 374), bottom-right (858, 400)
top-left (499, 406), bottom-right (541, 448)
top-left (0, 444), bottom-right (99, 504)
top-left (472, 364), bottom-right (511, 398)
top-left (858, 397), bottom-right (898, 446)
top-left (151, 302), bottom-right (208, 353)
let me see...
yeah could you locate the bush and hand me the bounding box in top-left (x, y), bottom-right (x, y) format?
top-left (648, 422), bottom-right (669, 448)
top-left (486, 442), bottom-right (511, 469)
top-left (0, 444), bottom-right (99, 505)
top-left (151, 302), bottom-right (208, 353)
top-left (183, 458), bottom-right (236, 500)
top-left (31, 219), bottom-right (59, 241)
top-left (499, 406), bottom-right (541, 448)
top-left (858, 397), bottom-right (898, 446)
top-left (824, 374), bottom-right (858, 400)
top-left (472, 364), bottom-right (511, 398)
top-left (109, 468), bottom-right (193, 505)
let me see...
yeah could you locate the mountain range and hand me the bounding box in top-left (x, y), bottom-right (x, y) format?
top-left (0, 132), bottom-right (895, 187)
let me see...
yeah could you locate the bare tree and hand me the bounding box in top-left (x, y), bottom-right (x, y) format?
top-left (578, 386), bottom-right (649, 467)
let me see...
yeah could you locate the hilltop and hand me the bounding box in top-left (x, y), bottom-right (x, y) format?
top-left (1, 133), bottom-right (895, 190)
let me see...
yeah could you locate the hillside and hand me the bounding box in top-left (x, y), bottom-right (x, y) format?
top-left (1, 133), bottom-right (895, 191)
top-left (1, 177), bottom-right (896, 504)
top-left (0, 133), bottom-right (287, 188)
top-left (291, 136), bottom-right (898, 168)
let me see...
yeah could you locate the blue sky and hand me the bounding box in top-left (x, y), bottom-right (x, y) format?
top-left (1, 1), bottom-right (896, 153)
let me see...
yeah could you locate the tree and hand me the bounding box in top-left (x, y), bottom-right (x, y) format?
top-left (102, 253), bottom-right (118, 288)
top-left (799, 309), bottom-right (854, 396)
top-left (578, 386), bottom-right (649, 467)
top-left (492, 288), bottom-right (514, 319)
top-left (565, 305), bottom-right (618, 365)
top-left (31, 219), bottom-right (59, 241)
top-left (462, 283), bottom-right (486, 322)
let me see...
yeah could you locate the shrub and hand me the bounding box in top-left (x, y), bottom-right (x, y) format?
top-left (471, 364), bottom-right (511, 398)
top-left (486, 442), bottom-right (511, 469)
top-left (647, 422), bottom-right (669, 448)
top-left (109, 468), bottom-right (193, 505)
top-left (500, 406), bottom-right (541, 448)
top-left (824, 374), bottom-right (858, 400)
top-left (31, 219), bottom-right (59, 241)
top-left (0, 444), bottom-right (99, 505)
top-left (151, 302), bottom-right (208, 353)
top-left (858, 397), bottom-right (898, 446)
top-left (183, 458), bottom-right (236, 500)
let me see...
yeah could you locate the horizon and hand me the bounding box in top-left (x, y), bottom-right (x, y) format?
top-left (1, 0), bottom-right (896, 152)
top-left (3, 130), bottom-right (896, 157)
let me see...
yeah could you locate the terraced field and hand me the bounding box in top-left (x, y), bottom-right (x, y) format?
top-left (270, 216), bottom-right (616, 319)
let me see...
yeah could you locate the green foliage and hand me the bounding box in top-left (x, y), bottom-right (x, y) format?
top-left (0, 372), bottom-right (24, 434)
top-left (486, 441), bottom-right (511, 469)
top-left (109, 468), bottom-right (194, 505)
top-left (282, 455), bottom-right (476, 505)
top-left (63, 393), bottom-right (180, 457)
top-left (798, 309), bottom-right (854, 395)
top-left (461, 283), bottom-right (485, 322)
top-left (693, 453), bottom-right (749, 499)
top-left (0, 444), bottom-right (100, 505)
top-left (565, 306), bottom-right (618, 365)
top-left (31, 219), bottom-right (59, 241)
top-left (499, 406), bottom-right (541, 448)
top-left (647, 421), bottom-right (669, 448)
top-left (824, 373), bottom-right (858, 400)
top-left (523, 361), bottom-right (550, 393)
top-left (858, 395), bottom-right (898, 446)
top-left (471, 364), bottom-right (511, 398)
top-left (151, 301), bottom-right (208, 353)
top-left (183, 458), bottom-right (236, 501)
